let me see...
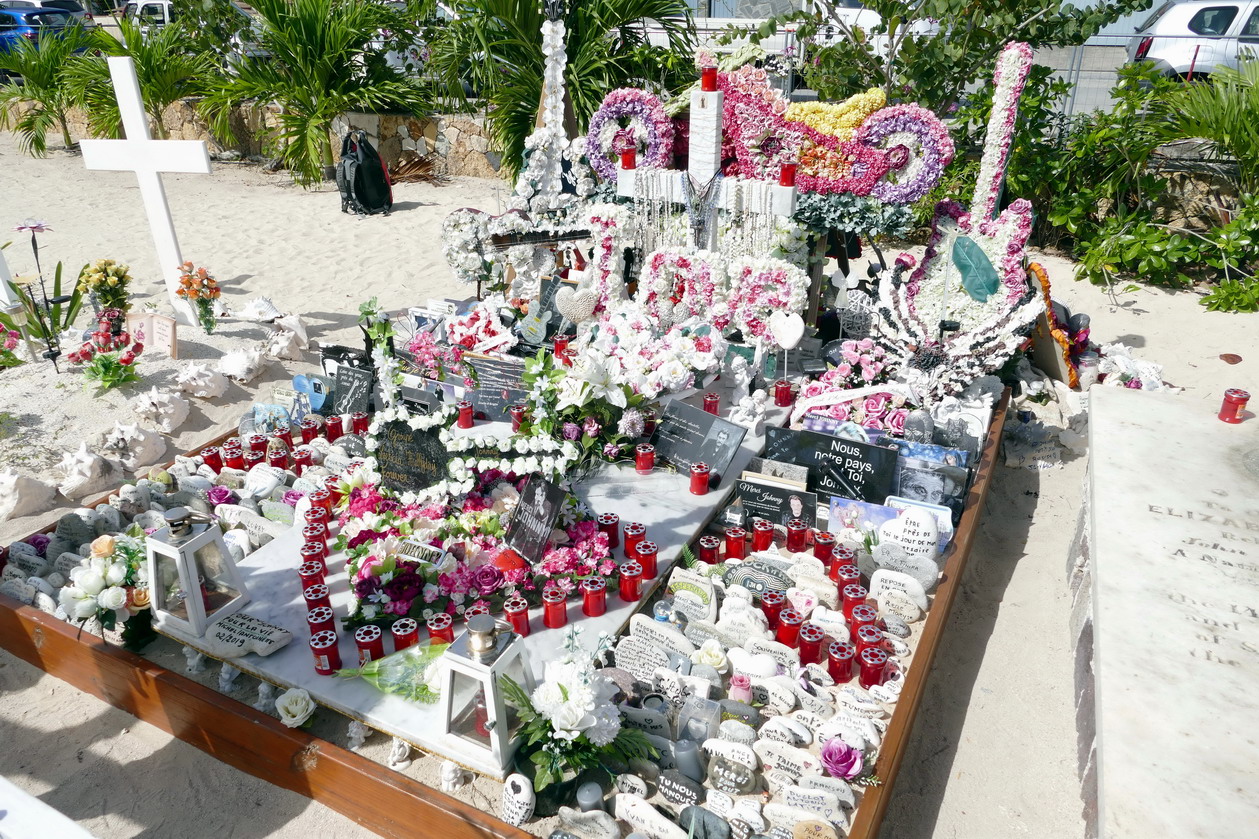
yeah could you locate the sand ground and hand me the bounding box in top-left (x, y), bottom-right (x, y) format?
top-left (0, 130), bottom-right (1253, 838)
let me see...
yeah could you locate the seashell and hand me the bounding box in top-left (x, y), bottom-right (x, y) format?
top-left (55, 442), bottom-right (123, 499)
top-left (175, 361), bottom-right (229, 399)
top-left (218, 348), bottom-right (268, 383)
top-left (132, 387), bottom-right (191, 434)
top-left (264, 328), bottom-right (304, 361)
top-left (236, 296), bottom-right (284, 322)
top-left (0, 468), bottom-right (57, 521)
top-left (99, 421), bottom-right (166, 470)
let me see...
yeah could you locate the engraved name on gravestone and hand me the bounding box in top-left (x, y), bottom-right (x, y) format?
top-left (375, 422), bottom-right (448, 494)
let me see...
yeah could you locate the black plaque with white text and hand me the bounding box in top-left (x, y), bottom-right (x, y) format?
top-left (764, 427), bottom-right (897, 505)
top-left (375, 422), bottom-right (448, 495)
top-left (504, 476), bottom-right (565, 563)
top-left (464, 353), bottom-right (530, 422)
top-left (650, 401), bottom-right (747, 488)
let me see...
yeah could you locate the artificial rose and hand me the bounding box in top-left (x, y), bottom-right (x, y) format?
top-left (275, 687), bottom-right (316, 728)
top-left (206, 486), bottom-right (237, 507)
top-left (582, 417), bottom-right (601, 438)
top-left (127, 586), bottom-right (151, 610)
top-left (105, 561), bottom-right (128, 586)
top-left (282, 490), bottom-right (305, 507)
top-left (383, 571), bottom-right (424, 603)
top-left (886, 408), bottom-right (908, 434)
top-left (562, 422), bottom-right (581, 441)
top-left (97, 586), bottom-right (128, 612)
top-left (602, 443), bottom-right (622, 458)
top-left (58, 587), bottom-right (98, 619)
top-left (71, 564), bottom-right (106, 597)
top-left (820, 737), bottom-right (864, 779)
top-left (549, 700), bottom-right (596, 741)
top-left (863, 394), bottom-right (890, 418)
top-left (28, 533), bottom-right (50, 556)
top-left (690, 639), bottom-right (729, 674)
top-left (469, 564), bottom-right (504, 597)
top-left (89, 535), bottom-right (115, 558)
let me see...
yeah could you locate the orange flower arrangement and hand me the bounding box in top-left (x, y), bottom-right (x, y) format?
top-left (176, 261), bottom-right (220, 333)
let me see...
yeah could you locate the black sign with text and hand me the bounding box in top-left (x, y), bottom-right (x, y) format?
top-left (735, 477), bottom-right (818, 529)
top-left (650, 401), bottom-right (747, 489)
top-left (333, 363), bottom-right (374, 415)
top-left (765, 427), bottom-right (897, 505)
top-left (375, 421), bottom-right (448, 495)
top-left (464, 353), bottom-right (530, 423)
top-left (504, 476), bottom-right (566, 563)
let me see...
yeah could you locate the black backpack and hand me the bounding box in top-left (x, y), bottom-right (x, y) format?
top-left (336, 130), bottom-right (393, 216)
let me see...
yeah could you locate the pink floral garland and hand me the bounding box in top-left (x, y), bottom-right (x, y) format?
top-left (641, 248), bottom-right (722, 329)
top-left (717, 257), bottom-right (810, 344)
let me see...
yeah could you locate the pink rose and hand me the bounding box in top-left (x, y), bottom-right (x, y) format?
top-left (863, 394), bottom-right (890, 418)
top-left (886, 408), bottom-right (908, 434)
top-left (862, 416), bottom-right (884, 430)
top-left (821, 738), bottom-right (864, 779)
top-left (857, 337), bottom-right (874, 351)
top-left (825, 404), bottom-right (851, 421)
top-left (835, 363), bottom-right (853, 379)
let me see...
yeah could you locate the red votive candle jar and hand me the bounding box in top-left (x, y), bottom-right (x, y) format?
top-left (859, 647), bottom-right (889, 689)
top-left (456, 401), bottom-right (474, 429)
top-left (303, 583), bottom-right (331, 611)
top-left (310, 630), bottom-right (341, 675)
top-left (300, 417), bottom-right (320, 444)
top-left (504, 596), bottom-right (530, 637)
top-left (244, 450), bottom-right (265, 468)
top-left (703, 392), bottom-right (720, 415)
top-left (856, 623), bottom-right (885, 658)
top-left (326, 415), bottom-right (343, 443)
top-left (306, 605), bottom-right (335, 636)
top-left (267, 447), bottom-right (288, 469)
top-left (298, 560), bottom-right (325, 588)
top-left (813, 531), bottom-right (836, 564)
top-left (635, 540), bottom-right (659, 579)
top-left (828, 640), bottom-right (857, 683)
top-left (850, 604), bottom-right (878, 642)
top-left (779, 161), bottom-right (798, 188)
top-left (1219, 388), bottom-right (1250, 423)
top-left (427, 613), bottom-right (454, 644)
top-left (635, 443), bottom-right (655, 474)
top-left (200, 447), bottom-right (223, 473)
top-left (798, 622), bottom-right (826, 665)
top-left (223, 437), bottom-right (242, 455)
top-left (700, 65), bottom-right (718, 92)
top-left (299, 542), bottom-right (326, 572)
top-left (761, 590), bottom-right (786, 629)
top-left (302, 522), bottom-right (328, 547)
top-left (751, 518), bottom-right (775, 551)
top-left (354, 625), bottom-right (385, 666)
top-left (690, 462), bottom-right (711, 495)
top-left (786, 518), bottom-right (808, 553)
top-left (582, 577), bottom-right (607, 617)
top-left (829, 546), bottom-right (857, 581)
top-left (463, 603), bottom-right (490, 622)
top-left (777, 607), bottom-right (804, 647)
top-left (224, 448), bottom-right (245, 470)
top-left (619, 561), bottom-right (643, 602)
top-left (836, 565), bottom-right (862, 596)
top-left (624, 521), bottom-right (646, 559)
top-left (725, 526), bottom-right (747, 560)
top-left (774, 379), bottom-right (794, 407)
top-left (554, 334), bottom-right (570, 356)
top-left (309, 488), bottom-right (332, 512)
top-left (305, 505), bottom-right (329, 527)
top-left (391, 617), bottom-right (419, 651)
top-left (275, 425), bottom-right (294, 449)
top-left (620, 148), bottom-right (636, 170)
top-left (842, 584), bottom-right (868, 621)
top-left (509, 404), bottom-right (527, 432)
top-left (248, 434), bottom-right (268, 454)
top-left (597, 513), bottom-right (620, 548)
top-left (543, 587), bottom-right (568, 628)
top-left (324, 474), bottom-right (343, 505)
top-left (293, 447), bottom-right (313, 475)
top-left (697, 534), bottom-right (721, 564)
top-left (351, 411), bottom-right (370, 436)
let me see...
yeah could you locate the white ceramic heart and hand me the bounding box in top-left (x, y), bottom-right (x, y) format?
top-left (555, 286), bottom-right (598, 323)
top-left (768, 311), bottom-right (805, 350)
top-left (785, 587), bottom-right (819, 618)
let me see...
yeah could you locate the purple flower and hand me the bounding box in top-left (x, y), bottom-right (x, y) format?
top-left (207, 486), bottom-right (237, 507)
top-left (28, 533), bottom-right (50, 556)
top-left (469, 564), bottom-right (504, 597)
top-left (820, 737), bottom-right (864, 779)
top-left (354, 577), bottom-right (382, 598)
top-left (602, 443), bottom-right (622, 458)
top-left (282, 490), bottom-right (304, 507)
top-left (347, 530), bottom-right (388, 549)
top-left (383, 571), bottom-right (424, 603)
top-left (562, 422), bottom-right (581, 441)
top-left (582, 417), bottom-right (601, 438)
top-left (14, 218), bottom-right (51, 233)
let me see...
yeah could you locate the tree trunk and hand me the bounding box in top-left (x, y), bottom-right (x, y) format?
top-left (58, 112), bottom-right (72, 149)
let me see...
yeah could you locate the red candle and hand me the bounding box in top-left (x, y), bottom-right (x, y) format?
top-left (293, 448), bottom-right (313, 475)
top-left (842, 584), bottom-right (868, 621)
top-left (427, 613), bottom-right (454, 644)
top-left (274, 426), bottom-right (294, 449)
top-left (582, 577), bottom-right (607, 617)
top-left (456, 401), bottom-right (474, 429)
top-left (298, 560), bottom-right (325, 588)
top-left (798, 622), bottom-right (826, 664)
top-left (697, 534), bottom-right (721, 564)
top-left (778, 162), bottom-right (798, 187)
top-left (597, 513), bottom-right (621, 549)
top-left (303, 583), bottom-right (331, 611)
top-left (543, 587), bottom-right (568, 628)
top-left (200, 447), bottom-right (223, 473)
top-left (267, 449), bottom-right (288, 469)
top-left (504, 596), bottom-right (530, 636)
top-left (786, 518), bottom-right (808, 553)
top-left (463, 603), bottom-right (490, 622)
top-left (305, 506), bottom-right (329, 528)
top-left (309, 489), bottom-right (332, 512)
top-left (324, 474), bottom-right (343, 506)
top-left (391, 617), bottom-right (419, 651)
top-left (635, 540), bottom-right (659, 579)
top-left (725, 526), bottom-right (747, 560)
top-left (553, 334), bottom-right (570, 356)
top-left (828, 640), bottom-right (856, 683)
top-left (703, 392), bottom-right (720, 415)
top-left (777, 607), bottom-right (804, 647)
top-left (752, 518), bottom-right (774, 551)
top-left (299, 543), bottom-right (326, 573)
top-left (624, 521), bottom-right (646, 559)
top-left (835, 564), bottom-right (862, 594)
top-left (248, 434), bottom-right (268, 454)
top-left (310, 630), bottom-right (341, 675)
top-left (619, 561), bottom-right (643, 602)
top-left (354, 625), bottom-right (385, 666)
top-left (244, 450), bottom-right (265, 468)
top-left (700, 65), bottom-right (718, 92)
top-left (351, 411), bottom-right (370, 435)
top-left (814, 531), bottom-right (836, 564)
top-left (326, 415), bottom-right (343, 443)
top-left (1220, 388), bottom-right (1250, 423)
top-left (829, 546), bottom-right (857, 581)
top-left (620, 148), bottom-right (636, 170)
top-left (856, 623), bottom-right (885, 657)
top-left (774, 379), bottom-right (794, 407)
top-left (224, 449), bottom-right (245, 470)
top-left (760, 590), bottom-right (786, 629)
top-left (302, 522), bottom-right (327, 547)
top-left (859, 647), bottom-right (889, 689)
top-left (690, 462), bottom-right (711, 496)
top-left (635, 443), bottom-right (655, 475)
top-left (849, 604), bottom-right (878, 642)
top-left (306, 605), bottom-right (335, 635)
top-left (300, 417), bottom-right (320, 444)
top-left (509, 404), bottom-right (527, 432)
top-left (643, 412), bottom-right (657, 436)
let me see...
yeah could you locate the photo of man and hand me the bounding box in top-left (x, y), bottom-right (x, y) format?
top-left (897, 458), bottom-right (968, 524)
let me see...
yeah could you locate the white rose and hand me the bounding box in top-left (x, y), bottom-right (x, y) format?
top-left (71, 567), bottom-right (106, 597)
top-left (690, 639), bottom-right (729, 674)
top-left (275, 687), bottom-right (316, 728)
top-left (549, 700), bottom-right (595, 741)
top-left (58, 586), bottom-right (98, 619)
top-left (97, 586), bottom-right (128, 612)
top-left (105, 562), bottom-right (129, 586)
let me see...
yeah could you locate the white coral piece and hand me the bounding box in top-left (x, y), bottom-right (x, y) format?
top-left (55, 442), bottom-right (123, 499)
top-left (132, 386), bottom-right (191, 434)
top-left (0, 468), bottom-right (57, 521)
top-left (237, 296), bottom-right (284, 322)
top-left (176, 361), bottom-right (229, 399)
top-left (219, 348), bottom-right (267, 383)
top-left (100, 421), bottom-right (167, 470)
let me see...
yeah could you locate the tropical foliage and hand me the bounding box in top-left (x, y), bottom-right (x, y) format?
top-left (0, 21), bottom-right (103, 154)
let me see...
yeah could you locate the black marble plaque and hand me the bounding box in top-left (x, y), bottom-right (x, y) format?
top-left (764, 427), bottom-right (897, 505)
top-left (333, 363), bottom-right (374, 415)
top-left (504, 476), bottom-right (565, 563)
top-left (650, 401), bottom-right (747, 489)
top-left (375, 421), bottom-right (448, 494)
top-left (735, 477), bottom-right (817, 529)
top-left (464, 353), bottom-right (530, 422)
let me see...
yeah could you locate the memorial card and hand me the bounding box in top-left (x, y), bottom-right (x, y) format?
top-left (828, 497), bottom-right (899, 540)
top-left (736, 477), bottom-right (817, 529)
top-left (125, 312), bottom-right (178, 358)
top-left (765, 427), bottom-right (897, 505)
top-left (651, 401), bottom-right (747, 489)
top-left (374, 421), bottom-right (449, 494)
top-left (745, 457), bottom-right (809, 489)
top-left (504, 476), bottom-right (565, 563)
top-left (463, 352), bottom-right (530, 422)
top-left (801, 414), bottom-right (887, 446)
top-left (333, 362), bottom-right (374, 415)
top-left (887, 438), bottom-right (971, 468)
top-left (894, 457), bottom-right (968, 524)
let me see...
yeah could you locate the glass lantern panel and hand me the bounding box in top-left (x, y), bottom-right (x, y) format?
top-left (192, 542), bottom-right (240, 617)
top-left (447, 670), bottom-right (492, 748)
top-left (154, 550), bottom-right (190, 620)
top-left (496, 655), bottom-right (528, 739)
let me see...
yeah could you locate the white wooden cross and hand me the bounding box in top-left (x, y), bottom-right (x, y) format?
top-left (617, 86), bottom-right (797, 249)
top-left (79, 56), bottom-right (211, 325)
top-left (0, 246), bottom-right (19, 312)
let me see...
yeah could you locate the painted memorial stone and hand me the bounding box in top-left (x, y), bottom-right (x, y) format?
top-left (727, 647), bottom-right (778, 679)
top-left (0, 579), bottom-right (36, 605)
top-left (791, 711), bottom-right (828, 736)
top-left (761, 767), bottom-right (792, 796)
top-left (705, 789), bottom-right (735, 817)
top-left (558, 807), bottom-right (619, 839)
top-left (746, 638), bottom-right (801, 671)
top-left (881, 614), bottom-right (912, 638)
top-left (782, 787), bottom-right (842, 824)
top-left (870, 683), bottom-right (899, 704)
top-left (631, 612), bottom-right (697, 655)
top-left (752, 741), bottom-right (822, 780)
top-left (880, 590), bottom-right (924, 623)
top-left (877, 508), bottom-right (940, 562)
top-left (817, 713), bottom-right (880, 750)
top-left (651, 401), bottom-right (747, 488)
top-left (885, 495), bottom-right (955, 553)
top-left (723, 560), bottom-right (792, 597)
top-left (616, 773), bottom-right (650, 797)
top-left (718, 699), bottom-right (763, 728)
top-left (871, 543), bottom-right (939, 593)
top-left (791, 819), bottom-right (839, 839)
top-left (659, 769), bottom-right (704, 808)
top-left (834, 684), bottom-right (887, 716)
top-left (7, 551), bottom-right (50, 578)
top-left (504, 476), bottom-right (565, 563)
top-left (667, 568), bottom-right (718, 622)
top-left (501, 773), bottom-right (536, 826)
top-left (797, 775), bottom-right (856, 810)
top-left (787, 574), bottom-right (837, 610)
top-left (716, 608), bottom-right (771, 644)
top-left (708, 754), bottom-right (759, 795)
top-left (684, 620), bottom-right (739, 649)
top-left (802, 664), bottom-right (835, 689)
top-left (337, 433), bottom-right (368, 458)
top-left (643, 733), bottom-right (678, 770)
top-left (808, 607), bottom-right (848, 641)
top-left (779, 680), bottom-right (832, 719)
top-left (372, 421), bottom-right (448, 495)
top-left (749, 678), bottom-right (796, 715)
top-left (718, 719), bottom-right (757, 745)
top-left (679, 805), bottom-right (733, 839)
top-left (759, 717), bottom-right (810, 747)
top-left (763, 803), bottom-right (819, 833)
top-left (869, 569), bottom-right (929, 611)
top-left (785, 587), bottom-right (819, 618)
top-left (614, 793), bottom-right (689, 839)
top-left (621, 703), bottom-right (670, 737)
top-left (728, 800), bottom-right (766, 833)
top-left (615, 635), bottom-right (671, 682)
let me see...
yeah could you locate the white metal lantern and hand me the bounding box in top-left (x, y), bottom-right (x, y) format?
top-left (146, 507), bottom-right (250, 637)
top-left (437, 614), bottom-right (535, 777)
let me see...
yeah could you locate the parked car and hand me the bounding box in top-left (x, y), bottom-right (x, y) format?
top-left (121, 0), bottom-right (268, 67)
top-left (6, 0), bottom-right (97, 27)
top-left (0, 5), bottom-right (77, 79)
top-left (1127, 0), bottom-right (1259, 81)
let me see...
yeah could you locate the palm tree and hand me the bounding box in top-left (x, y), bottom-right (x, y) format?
top-left (428, 0), bottom-right (696, 177)
top-left (1163, 59), bottom-right (1259, 195)
top-left (63, 19), bottom-right (218, 140)
top-left (0, 22), bottom-right (103, 155)
top-left (200, 0), bottom-right (434, 185)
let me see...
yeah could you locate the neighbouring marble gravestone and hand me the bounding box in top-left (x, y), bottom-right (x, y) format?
top-left (1074, 388), bottom-right (1259, 838)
